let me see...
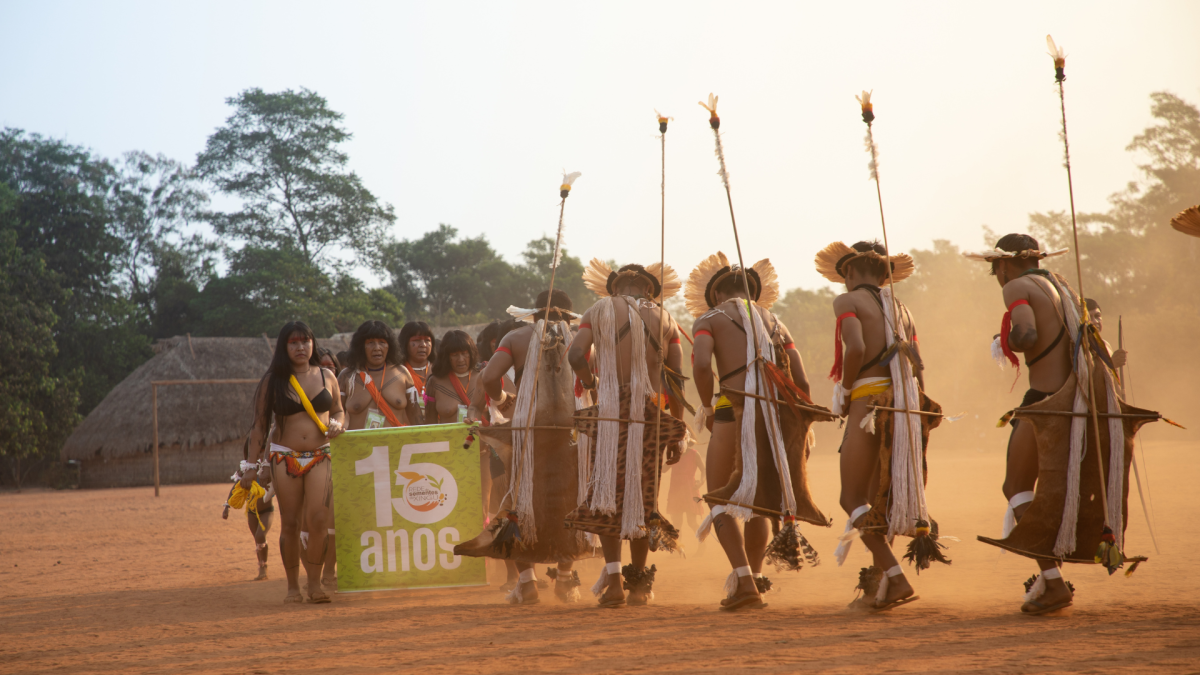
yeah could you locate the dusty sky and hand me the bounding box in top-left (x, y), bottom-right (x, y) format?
top-left (3, 1), bottom-right (1199, 291)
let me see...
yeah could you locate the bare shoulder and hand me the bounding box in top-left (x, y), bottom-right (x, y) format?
top-left (833, 292), bottom-right (857, 315)
top-left (1002, 276), bottom-right (1037, 305)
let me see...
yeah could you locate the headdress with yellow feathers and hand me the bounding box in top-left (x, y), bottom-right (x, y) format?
top-left (683, 252), bottom-right (780, 318)
top-left (814, 241), bottom-right (915, 285)
top-left (581, 259), bottom-right (680, 303)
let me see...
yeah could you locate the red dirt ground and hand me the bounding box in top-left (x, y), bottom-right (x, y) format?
top-left (2, 440), bottom-right (1198, 674)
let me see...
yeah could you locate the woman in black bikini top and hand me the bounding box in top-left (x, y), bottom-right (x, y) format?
top-left (242, 321), bottom-right (345, 605)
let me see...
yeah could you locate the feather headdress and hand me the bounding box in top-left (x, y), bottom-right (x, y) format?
top-left (581, 258), bottom-right (680, 303)
top-left (1170, 205), bottom-right (1200, 238)
top-left (814, 241), bottom-right (915, 285)
top-left (683, 251), bottom-right (780, 318)
top-left (960, 247), bottom-right (1070, 263)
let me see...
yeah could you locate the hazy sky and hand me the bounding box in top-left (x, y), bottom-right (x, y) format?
top-left (4, 1), bottom-right (1199, 292)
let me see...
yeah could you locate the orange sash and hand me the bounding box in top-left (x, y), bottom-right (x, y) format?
top-left (359, 370), bottom-right (404, 427)
top-left (405, 364), bottom-right (428, 398)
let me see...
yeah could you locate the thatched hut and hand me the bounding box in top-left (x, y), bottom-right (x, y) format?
top-left (60, 335), bottom-right (350, 488)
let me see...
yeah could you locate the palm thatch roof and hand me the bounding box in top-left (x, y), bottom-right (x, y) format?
top-left (61, 335), bottom-right (350, 461)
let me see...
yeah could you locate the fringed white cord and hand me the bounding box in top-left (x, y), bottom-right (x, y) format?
top-left (1003, 491), bottom-right (1035, 539)
top-left (1048, 275), bottom-right (1089, 558)
top-left (831, 382), bottom-right (850, 417)
top-left (991, 335), bottom-right (1007, 369)
top-left (620, 299), bottom-right (650, 538)
top-left (835, 504), bottom-right (871, 566)
top-left (724, 565), bottom-right (751, 598)
top-left (859, 408), bottom-right (877, 435)
top-left (1103, 366), bottom-right (1127, 550)
top-left (875, 571), bottom-right (890, 605)
top-left (1023, 573), bottom-right (1046, 603)
top-left (589, 298), bottom-right (620, 514)
top-left (880, 286), bottom-right (928, 540)
top-left (592, 561), bottom-right (621, 597)
top-left (508, 321), bottom-right (545, 546)
top-left (696, 504), bottom-right (724, 542)
top-left (575, 381), bottom-right (592, 509)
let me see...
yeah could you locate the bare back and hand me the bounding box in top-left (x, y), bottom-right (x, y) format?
top-left (692, 299), bottom-right (789, 393)
top-left (832, 287), bottom-right (916, 382)
top-left (1003, 274), bottom-right (1072, 394)
top-left (576, 296), bottom-right (679, 391)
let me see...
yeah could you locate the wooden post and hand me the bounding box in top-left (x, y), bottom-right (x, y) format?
top-left (152, 383), bottom-right (160, 497)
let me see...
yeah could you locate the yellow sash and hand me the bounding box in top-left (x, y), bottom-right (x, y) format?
top-left (289, 374), bottom-right (328, 433)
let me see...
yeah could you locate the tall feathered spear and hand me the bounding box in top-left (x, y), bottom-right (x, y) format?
top-left (1046, 34), bottom-right (1123, 573)
top-left (645, 110), bottom-right (681, 554)
top-left (698, 94), bottom-right (813, 569)
top-left (856, 90), bottom-right (940, 567)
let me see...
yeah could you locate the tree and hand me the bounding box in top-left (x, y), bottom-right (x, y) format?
top-left (517, 235), bottom-right (594, 312)
top-left (0, 128), bottom-right (151, 416)
top-left (382, 224), bottom-right (527, 325)
top-left (192, 245), bottom-right (403, 337)
top-left (1024, 92), bottom-right (1200, 309)
top-left (110, 151), bottom-right (211, 306)
top-left (0, 185), bottom-right (81, 485)
top-left (195, 88), bottom-right (395, 269)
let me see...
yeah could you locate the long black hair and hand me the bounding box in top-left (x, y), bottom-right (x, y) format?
top-left (476, 320), bottom-right (502, 361)
top-left (347, 320), bottom-right (402, 371)
top-left (397, 321), bottom-right (437, 366)
top-left (432, 330), bottom-right (479, 378)
top-left (255, 320), bottom-right (320, 442)
top-left (316, 347), bottom-right (341, 372)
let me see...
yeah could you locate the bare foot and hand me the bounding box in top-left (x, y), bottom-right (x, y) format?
top-left (307, 580), bottom-right (331, 604)
top-left (598, 573), bottom-right (625, 608)
top-left (509, 580), bottom-right (539, 605)
top-left (283, 589), bottom-right (304, 604)
top-left (872, 574), bottom-right (915, 611)
top-left (322, 573), bottom-right (337, 590)
top-left (255, 564), bottom-right (268, 581)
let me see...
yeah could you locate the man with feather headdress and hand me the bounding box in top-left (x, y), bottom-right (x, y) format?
top-left (965, 234), bottom-right (1157, 615)
top-left (565, 261), bottom-right (690, 608)
top-left (817, 240), bottom-right (947, 613)
top-left (688, 252), bottom-right (832, 612)
top-left (453, 289), bottom-right (597, 605)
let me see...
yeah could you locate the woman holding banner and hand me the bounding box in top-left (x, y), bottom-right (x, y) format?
top-left (344, 321), bottom-right (416, 430)
top-left (243, 321), bottom-right (346, 604)
top-left (398, 321), bottom-right (437, 423)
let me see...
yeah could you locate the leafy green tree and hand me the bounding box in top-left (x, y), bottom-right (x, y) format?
top-left (518, 235), bottom-right (594, 312)
top-left (382, 224), bottom-right (527, 325)
top-left (1024, 91), bottom-right (1200, 309)
top-left (110, 151), bottom-right (212, 306)
top-left (195, 88), bottom-right (395, 269)
top-left (0, 128), bottom-right (151, 416)
top-left (0, 185), bottom-right (81, 485)
top-left (192, 245), bottom-right (403, 337)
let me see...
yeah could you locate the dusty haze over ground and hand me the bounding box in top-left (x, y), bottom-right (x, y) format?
top-left (3, 439), bottom-right (1196, 674)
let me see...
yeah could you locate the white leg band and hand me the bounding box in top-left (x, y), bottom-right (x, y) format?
top-left (735, 565), bottom-right (752, 577)
top-left (695, 504), bottom-right (727, 543)
top-left (834, 504), bottom-right (872, 567)
top-left (1002, 491), bottom-right (1036, 541)
top-left (886, 565), bottom-right (903, 578)
top-left (519, 568), bottom-right (537, 583)
top-left (605, 561), bottom-right (622, 575)
top-left (327, 528), bottom-right (336, 535)
top-left (753, 572), bottom-right (763, 579)
top-left (1042, 567), bottom-right (1062, 580)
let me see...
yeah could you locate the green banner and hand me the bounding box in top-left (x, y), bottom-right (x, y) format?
top-left (331, 423), bottom-right (487, 592)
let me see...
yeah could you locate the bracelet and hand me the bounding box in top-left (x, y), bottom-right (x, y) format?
top-left (703, 406), bottom-right (715, 416)
top-left (239, 460), bottom-right (256, 473)
top-left (581, 376), bottom-right (597, 390)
